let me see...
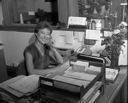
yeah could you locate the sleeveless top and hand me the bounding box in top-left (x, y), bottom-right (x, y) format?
top-left (24, 43), bottom-right (57, 69)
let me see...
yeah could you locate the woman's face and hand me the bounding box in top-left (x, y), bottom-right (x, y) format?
top-left (37, 28), bottom-right (52, 44)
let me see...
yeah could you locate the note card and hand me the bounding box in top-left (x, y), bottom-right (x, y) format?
top-left (85, 30), bottom-right (101, 40)
top-left (68, 16), bottom-right (87, 27)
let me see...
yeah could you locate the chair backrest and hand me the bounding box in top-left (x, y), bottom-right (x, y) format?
top-left (17, 60), bottom-right (29, 76)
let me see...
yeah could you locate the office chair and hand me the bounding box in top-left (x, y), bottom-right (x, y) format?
top-left (17, 60), bottom-right (29, 76)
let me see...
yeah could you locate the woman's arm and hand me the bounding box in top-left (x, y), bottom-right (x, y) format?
top-left (50, 47), bottom-right (64, 64)
top-left (24, 51), bottom-right (68, 76)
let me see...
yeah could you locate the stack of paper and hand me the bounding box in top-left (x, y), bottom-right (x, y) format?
top-left (0, 75), bottom-right (26, 97)
top-left (53, 75), bottom-right (90, 87)
top-left (53, 75), bottom-right (90, 92)
top-left (8, 75), bottom-right (39, 94)
top-left (70, 61), bottom-right (89, 72)
top-left (63, 71), bottom-right (96, 81)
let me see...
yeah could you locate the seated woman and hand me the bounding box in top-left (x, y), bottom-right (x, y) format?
top-left (24, 21), bottom-right (67, 76)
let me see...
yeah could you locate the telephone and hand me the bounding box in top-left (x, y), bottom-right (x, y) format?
top-left (75, 46), bottom-right (92, 56)
top-left (76, 47), bottom-right (86, 53)
top-left (44, 44), bottom-right (50, 50)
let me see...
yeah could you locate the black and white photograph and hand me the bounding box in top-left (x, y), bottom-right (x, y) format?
top-left (0, 0), bottom-right (127, 103)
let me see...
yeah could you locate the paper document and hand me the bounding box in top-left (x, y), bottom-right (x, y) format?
top-left (8, 75), bottom-right (39, 94)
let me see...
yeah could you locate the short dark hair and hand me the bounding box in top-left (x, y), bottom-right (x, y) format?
top-left (34, 21), bottom-right (52, 34)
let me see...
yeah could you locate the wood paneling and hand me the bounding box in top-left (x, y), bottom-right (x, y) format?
top-left (58, 0), bottom-right (69, 24)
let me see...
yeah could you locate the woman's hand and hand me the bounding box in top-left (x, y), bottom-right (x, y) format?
top-left (45, 40), bottom-right (53, 47)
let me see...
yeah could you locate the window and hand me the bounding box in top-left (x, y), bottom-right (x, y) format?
top-left (2, 0), bottom-right (59, 26)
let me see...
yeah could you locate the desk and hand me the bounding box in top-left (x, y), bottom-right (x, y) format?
top-left (97, 66), bottom-right (127, 103)
top-left (0, 67), bottom-right (127, 103)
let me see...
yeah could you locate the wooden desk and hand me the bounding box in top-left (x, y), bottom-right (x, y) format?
top-left (0, 66), bottom-right (127, 103)
top-left (97, 67), bottom-right (127, 103)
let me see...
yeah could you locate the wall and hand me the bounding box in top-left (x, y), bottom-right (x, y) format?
top-left (35, 0), bottom-right (52, 12)
top-left (58, 0), bottom-right (69, 24)
top-left (68, 0), bottom-right (79, 17)
top-left (58, 0), bottom-right (79, 24)
top-left (17, 0), bottom-right (52, 13)
top-left (0, 0), bottom-right (3, 24)
top-left (0, 1), bottom-right (3, 43)
top-left (0, 31), bottom-right (33, 65)
top-left (111, 0), bottom-right (123, 25)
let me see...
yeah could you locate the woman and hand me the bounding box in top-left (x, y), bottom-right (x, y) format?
top-left (24, 21), bottom-right (66, 76)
